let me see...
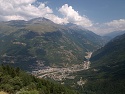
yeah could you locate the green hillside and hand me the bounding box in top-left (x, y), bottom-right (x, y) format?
top-left (0, 65), bottom-right (77, 94)
top-left (91, 33), bottom-right (125, 71)
top-left (0, 18), bottom-right (106, 71)
top-left (75, 33), bottom-right (125, 94)
top-left (62, 33), bottom-right (125, 94)
top-left (1, 18), bottom-right (124, 94)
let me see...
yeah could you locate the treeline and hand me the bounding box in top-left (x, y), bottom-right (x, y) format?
top-left (78, 78), bottom-right (125, 94)
top-left (0, 65), bottom-right (78, 94)
top-left (72, 67), bottom-right (125, 94)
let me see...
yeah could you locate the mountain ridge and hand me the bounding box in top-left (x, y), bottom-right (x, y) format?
top-left (73, 33), bottom-right (125, 94)
top-left (0, 17), bottom-right (108, 71)
top-left (104, 30), bottom-right (125, 39)
top-left (88, 33), bottom-right (125, 85)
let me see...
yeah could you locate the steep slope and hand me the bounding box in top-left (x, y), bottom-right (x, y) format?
top-left (90, 33), bottom-right (125, 82)
top-left (77, 33), bottom-right (125, 94)
top-left (0, 65), bottom-right (77, 94)
top-left (0, 18), bottom-right (106, 71)
top-left (91, 33), bottom-right (125, 71)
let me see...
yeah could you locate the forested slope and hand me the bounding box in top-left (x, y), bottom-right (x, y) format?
top-left (0, 65), bottom-right (77, 94)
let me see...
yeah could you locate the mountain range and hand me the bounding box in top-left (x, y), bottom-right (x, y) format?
top-left (0, 17), bottom-right (125, 94)
top-left (104, 30), bottom-right (125, 39)
top-left (0, 17), bottom-right (107, 71)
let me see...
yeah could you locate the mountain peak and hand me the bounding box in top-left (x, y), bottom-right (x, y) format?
top-left (28, 17), bottom-right (54, 24)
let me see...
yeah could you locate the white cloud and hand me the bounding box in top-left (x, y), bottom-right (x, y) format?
top-left (0, 1), bottom-right (125, 35)
top-left (88, 19), bottom-right (125, 35)
top-left (10, 0), bottom-right (36, 5)
top-left (0, 0), bottom-right (67, 24)
top-left (0, 0), bottom-right (53, 21)
top-left (0, 1), bottom-right (92, 27)
top-left (105, 19), bottom-right (125, 29)
top-left (45, 14), bottom-right (68, 24)
top-left (59, 4), bottom-right (93, 27)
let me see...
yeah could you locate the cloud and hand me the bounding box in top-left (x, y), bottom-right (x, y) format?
top-left (0, 1), bottom-right (124, 35)
top-left (0, 0), bottom-right (67, 24)
top-left (0, 0), bottom-right (53, 21)
top-left (87, 19), bottom-right (125, 35)
top-left (0, 1), bottom-right (92, 27)
top-left (45, 14), bottom-right (68, 24)
top-left (105, 19), bottom-right (125, 29)
top-left (59, 4), bottom-right (93, 27)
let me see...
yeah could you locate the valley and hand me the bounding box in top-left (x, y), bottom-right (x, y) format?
top-left (32, 52), bottom-right (92, 83)
top-left (1, 18), bottom-right (125, 94)
top-left (0, 18), bottom-right (105, 71)
top-left (0, 0), bottom-right (125, 94)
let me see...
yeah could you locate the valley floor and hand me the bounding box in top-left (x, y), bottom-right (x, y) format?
top-left (32, 52), bottom-right (92, 85)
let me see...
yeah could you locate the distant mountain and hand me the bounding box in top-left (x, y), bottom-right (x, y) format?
top-left (0, 18), bottom-right (107, 71)
top-left (104, 30), bottom-right (125, 39)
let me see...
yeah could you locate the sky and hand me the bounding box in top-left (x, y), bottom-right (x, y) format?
top-left (0, 0), bottom-right (125, 35)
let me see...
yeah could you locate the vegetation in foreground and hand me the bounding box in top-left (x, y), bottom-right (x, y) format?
top-left (0, 65), bottom-right (77, 94)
